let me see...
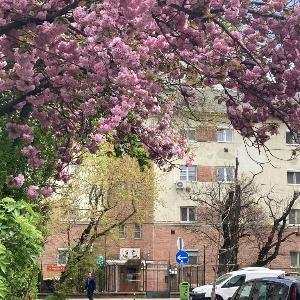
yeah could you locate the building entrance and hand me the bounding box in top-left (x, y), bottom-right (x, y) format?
top-left (119, 266), bottom-right (140, 292)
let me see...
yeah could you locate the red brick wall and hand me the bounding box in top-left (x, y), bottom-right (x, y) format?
top-left (196, 127), bottom-right (217, 142)
top-left (197, 165), bottom-right (217, 182)
top-left (41, 222), bottom-right (300, 284)
top-left (107, 223), bottom-right (155, 260)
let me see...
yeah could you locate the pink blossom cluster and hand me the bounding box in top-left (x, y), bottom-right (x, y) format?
top-left (0, 0), bottom-right (300, 188)
top-left (6, 174), bottom-right (25, 189)
top-left (6, 123), bottom-right (33, 143)
top-left (5, 173), bottom-right (53, 200)
top-left (27, 185), bottom-right (53, 200)
top-left (21, 145), bottom-right (45, 169)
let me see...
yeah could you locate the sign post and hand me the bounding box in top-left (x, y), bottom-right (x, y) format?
top-left (177, 237), bottom-right (184, 250)
top-left (176, 250), bottom-right (189, 283)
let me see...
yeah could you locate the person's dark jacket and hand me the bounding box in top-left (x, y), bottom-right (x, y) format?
top-left (85, 277), bottom-right (96, 293)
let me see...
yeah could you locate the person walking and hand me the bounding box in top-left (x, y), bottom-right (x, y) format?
top-left (85, 271), bottom-right (96, 300)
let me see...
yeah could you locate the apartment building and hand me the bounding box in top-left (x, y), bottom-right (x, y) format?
top-left (40, 111), bottom-right (300, 294)
top-left (153, 112), bottom-right (300, 270)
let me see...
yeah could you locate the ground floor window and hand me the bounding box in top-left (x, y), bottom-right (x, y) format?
top-left (57, 248), bottom-right (68, 265)
top-left (119, 224), bottom-right (126, 239)
top-left (187, 250), bottom-right (198, 264)
top-left (291, 251), bottom-right (300, 267)
top-left (134, 223), bottom-right (142, 239)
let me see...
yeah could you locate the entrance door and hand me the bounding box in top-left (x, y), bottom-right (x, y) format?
top-left (119, 266), bottom-right (139, 292)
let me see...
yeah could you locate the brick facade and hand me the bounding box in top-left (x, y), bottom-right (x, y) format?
top-left (41, 220), bottom-right (300, 286)
top-left (196, 126), bottom-right (217, 142)
top-left (197, 165), bottom-right (217, 182)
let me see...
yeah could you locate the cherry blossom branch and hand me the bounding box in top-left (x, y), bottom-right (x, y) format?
top-left (0, 82), bottom-right (50, 117)
top-left (0, 0), bottom-right (80, 36)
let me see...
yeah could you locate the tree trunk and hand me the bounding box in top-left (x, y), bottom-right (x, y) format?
top-left (218, 189), bottom-right (240, 274)
top-left (218, 158), bottom-right (241, 275)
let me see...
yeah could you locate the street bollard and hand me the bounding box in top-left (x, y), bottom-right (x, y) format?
top-left (179, 282), bottom-right (190, 300)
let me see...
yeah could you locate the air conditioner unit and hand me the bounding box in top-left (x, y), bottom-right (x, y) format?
top-left (175, 181), bottom-right (184, 189)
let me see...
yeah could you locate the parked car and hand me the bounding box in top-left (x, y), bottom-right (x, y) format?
top-left (190, 267), bottom-right (285, 300)
top-left (229, 277), bottom-right (300, 300)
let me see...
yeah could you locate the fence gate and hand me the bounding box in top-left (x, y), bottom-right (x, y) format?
top-left (143, 261), bottom-right (170, 298)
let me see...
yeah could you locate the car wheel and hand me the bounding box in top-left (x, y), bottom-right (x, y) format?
top-left (216, 296), bottom-right (223, 300)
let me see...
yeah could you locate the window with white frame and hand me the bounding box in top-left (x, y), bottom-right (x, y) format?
top-left (289, 209), bottom-right (300, 225)
top-left (217, 167), bottom-right (235, 182)
top-left (119, 224), bottom-right (126, 239)
top-left (134, 224), bottom-right (142, 239)
top-left (179, 165), bottom-right (197, 181)
top-left (187, 250), bottom-right (198, 264)
top-left (287, 171), bottom-right (300, 184)
top-left (180, 207), bottom-right (196, 222)
top-left (57, 248), bottom-right (68, 265)
top-left (286, 131), bottom-right (300, 145)
top-left (291, 252), bottom-right (300, 267)
top-left (217, 128), bottom-right (233, 142)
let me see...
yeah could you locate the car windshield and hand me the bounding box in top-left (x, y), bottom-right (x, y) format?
top-left (215, 273), bottom-right (232, 285)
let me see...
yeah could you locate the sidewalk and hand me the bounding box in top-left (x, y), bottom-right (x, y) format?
top-left (39, 298), bottom-right (180, 300)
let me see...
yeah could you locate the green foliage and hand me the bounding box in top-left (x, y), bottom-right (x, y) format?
top-left (0, 244), bottom-right (9, 299)
top-left (0, 117), bottom-right (27, 200)
top-left (113, 132), bottom-right (150, 170)
top-left (0, 197), bottom-right (44, 299)
top-left (0, 116), bottom-right (59, 201)
top-left (56, 250), bottom-right (98, 294)
top-left (44, 293), bottom-right (67, 300)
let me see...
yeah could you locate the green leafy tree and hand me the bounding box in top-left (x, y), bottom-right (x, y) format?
top-left (45, 147), bottom-right (156, 291)
top-left (0, 197), bottom-right (44, 300)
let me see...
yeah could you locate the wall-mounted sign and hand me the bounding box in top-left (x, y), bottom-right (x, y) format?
top-left (96, 255), bottom-right (105, 266)
top-left (47, 265), bottom-right (65, 272)
top-left (120, 248), bottom-right (140, 260)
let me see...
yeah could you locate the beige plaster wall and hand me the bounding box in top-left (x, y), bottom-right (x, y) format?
top-left (155, 123), bottom-right (300, 222)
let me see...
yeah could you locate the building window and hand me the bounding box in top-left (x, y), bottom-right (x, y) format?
top-left (287, 171), bottom-right (300, 184)
top-left (134, 224), bottom-right (142, 239)
top-left (181, 207), bottom-right (196, 222)
top-left (217, 167), bottom-right (235, 182)
top-left (180, 165), bottom-right (197, 181)
top-left (187, 250), bottom-right (198, 264)
top-left (119, 224), bottom-right (126, 239)
top-left (57, 248), bottom-right (68, 265)
top-left (291, 252), bottom-right (300, 267)
top-left (289, 209), bottom-right (300, 225)
top-left (185, 129), bottom-right (196, 141)
top-left (217, 128), bottom-right (233, 142)
top-left (286, 131), bottom-right (300, 145)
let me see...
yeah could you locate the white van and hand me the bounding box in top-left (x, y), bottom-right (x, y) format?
top-left (190, 267), bottom-right (285, 300)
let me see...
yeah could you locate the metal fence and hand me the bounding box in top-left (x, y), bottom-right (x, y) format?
top-left (39, 262), bottom-right (205, 294)
top-left (40, 263), bottom-right (300, 295)
top-left (103, 262), bottom-right (205, 295)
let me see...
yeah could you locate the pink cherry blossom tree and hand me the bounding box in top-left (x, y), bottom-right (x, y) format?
top-left (1, 0), bottom-right (300, 192)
